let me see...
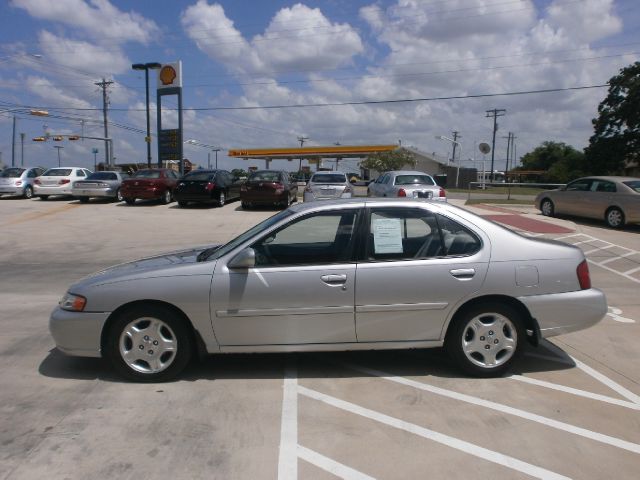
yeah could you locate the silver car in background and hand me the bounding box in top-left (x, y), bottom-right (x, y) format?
top-left (303, 171), bottom-right (353, 202)
top-left (34, 167), bottom-right (93, 200)
top-left (72, 171), bottom-right (130, 203)
top-left (368, 170), bottom-right (447, 201)
top-left (535, 176), bottom-right (640, 228)
top-left (0, 166), bottom-right (45, 199)
top-left (49, 198), bottom-right (606, 382)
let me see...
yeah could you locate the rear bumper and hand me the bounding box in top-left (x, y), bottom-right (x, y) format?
top-left (518, 288), bottom-right (607, 338)
top-left (303, 191), bottom-right (352, 202)
top-left (0, 186), bottom-right (23, 195)
top-left (121, 187), bottom-right (163, 199)
top-left (174, 192), bottom-right (213, 202)
top-left (49, 306), bottom-right (110, 358)
top-left (71, 187), bottom-right (117, 198)
top-left (34, 185), bottom-right (74, 196)
top-left (241, 191), bottom-right (288, 203)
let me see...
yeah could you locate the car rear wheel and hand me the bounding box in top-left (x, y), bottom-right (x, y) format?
top-left (177, 201), bottom-right (188, 208)
top-left (217, 191), bottom-right (225, 207)
top-left (605, 207), bottom-right (624, 229)
top-left (39, 195), bottom-right (48, 201)
top-left (446, 303), bottom-right (524, 377)
top-left (79, 197), bottom-right (89, 203)
top-left (105, 305), bottom-right (193, 382)
top-left (241, 201), bottom-right (251, 209)
top-left (161, 189), bottom-right (172, 205)
top-left (124, 198), bottom-right (136, 205)
top-left (540, 198), bottom-right (554, 217)
top-left (23, 186), bottom-right (34, 199)
top-left (115, 188), bottom-right (124, 202)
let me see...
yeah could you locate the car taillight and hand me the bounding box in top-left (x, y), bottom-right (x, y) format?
top-left (398, 188), bottom-right (406, 197)
top-left (15, 180), bottom-right (22, 186)
top-left (205, 182), bottom-right (215, 191)
top-left (240, 184), bottom-right (247, 191)
top-left (274, 182), bottom-right (284, 193)
top-left (439, 188), bottom-right (446, 197)
top-left (59, 179), bottom-right (70, 185)
top-left (344, 186), bottom-right (352, 193)
top-left (304, 185), bottom-right (312, 192)
top-left (577, 260), bottom-right (591, 290)
top-left (34, 179), bottom-right (41, 185)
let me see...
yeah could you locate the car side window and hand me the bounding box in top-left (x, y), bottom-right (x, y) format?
top-left (27, 169), bottom-right (37, 178)
top-left (251, 210), bottom-right (358, 267)
top-left (592, 180), bottom-right (616, 193)
top-left (77, 170), bottom-right (85, 177)
top-left (383, 175), bottom-right (392, 185)
top-left (366, 208), bottom-right (442, 261)
top-left (566, 179), bottom-right (592, 191)
top-left (436, 214), bottom-right (482, 256)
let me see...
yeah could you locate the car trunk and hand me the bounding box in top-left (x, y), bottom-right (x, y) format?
top-left (311, 183), bottom-right (347, 199)
top-left (180, 179), bottom-right (212, 194)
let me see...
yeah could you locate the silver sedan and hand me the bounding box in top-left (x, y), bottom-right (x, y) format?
top-left (50, 199), bottom-right (606, 382)
top-left (303, 171), bottom-right (352, 202)
top-left (72, 171), bottom-right (130, 203)
top-left (368, 170), bottom-right (446, 201)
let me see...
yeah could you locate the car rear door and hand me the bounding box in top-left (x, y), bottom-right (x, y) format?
top-left (211, 208), bottom-right (359, 345)
top-left (354, 206), bottom-right (489, 342)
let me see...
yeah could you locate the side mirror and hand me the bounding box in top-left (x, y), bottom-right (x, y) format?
top-left (228, 248), bottom-right (256, 269)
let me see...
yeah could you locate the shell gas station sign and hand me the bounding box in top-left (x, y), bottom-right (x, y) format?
top-left (157, 62), bottom-right (182, 89)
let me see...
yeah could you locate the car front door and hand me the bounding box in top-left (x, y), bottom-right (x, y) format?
top-left (355, 206), bottom-right (490, 342)
top-left (210, 208), bottom-right (359, 345)
top-left (555, 178), bottom-right (593, 216)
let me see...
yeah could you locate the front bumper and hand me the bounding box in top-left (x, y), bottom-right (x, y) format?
top-left (518, 288), bottom-right (607, 338)
top-left (49, 306), bottom-right (111, 357)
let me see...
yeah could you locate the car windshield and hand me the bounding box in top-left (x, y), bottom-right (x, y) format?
top-left (133, 170), bottom-right (161, 179)
top-left (43, 169), bottom-right (72, 176)
top-left (184, 171), bottom-right (215, 181)
top-left (249, 171), bottom-right (280, 182)
top-left (394, 175), bottom-right (435, 186)
top-left (86, 172), bottom-right (117, 180)
top-left (623, 180), bottom-right (640, 193)
top-left (1, 168), bottom-right (25, 178)
top-left (199, 209), bottom-right (295, 261)
top-left (311, 173), bottom-right (346, 184)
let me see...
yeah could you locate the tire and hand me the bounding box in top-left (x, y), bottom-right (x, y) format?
top-left (79, 197), bottom-right (89, 203)
top-left (161, 189), bottom-right (172, 205)
top-left (445, 303), bottom-right (525, 377)
top-left (605, 207), bottom-right (624, 229)
top-left (115, 188), bottom-right (124, 202)
top-left (177, 201), bottom-right (188, 208)
top-left (540, 198), bottom-right (554, 217)
top-left (39, 195), bottom-right (48, 201)
top-left (241, 201), bottom-right (250, 209)
top-left (217, 191), bottom-right (225, 207)
top-left (23, 185), bottom-right (34, 199)
top-left (104, 305), bottom-right (193, 382)
top-left (124, 198), bottom-right (136, 205)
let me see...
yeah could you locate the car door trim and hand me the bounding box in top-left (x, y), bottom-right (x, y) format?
top-left (215, 305), bottom-right (353, 317)
top-left (355, 302), bottom-right (448, 313)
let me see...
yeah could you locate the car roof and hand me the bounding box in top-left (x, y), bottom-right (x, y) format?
top-left (579, 176), bottom-right (639, 182)
top-left (286, 197), bottom-right (460, 215)
top-left (387, 170), bottom-right (432, 176)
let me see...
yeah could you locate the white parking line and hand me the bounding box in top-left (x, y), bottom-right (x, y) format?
top-left (342, 362), bottom-right (640, 454)
top-left (299, 386), bottom-right (571, 480)
top-left (587, 259), bottom-right (640, 284)
top-left (278, 363), bottom-right (298, 480)
top-left (571, 356), bottom-right (640, 405)
top-left (582, 244), bottom-right (616, 255)
top-left (597, 251), bottom-right (635, 266)
top-left (623, 265), bottom-right (640, 275)
top-left (297, 446), bottom-right (376, 480)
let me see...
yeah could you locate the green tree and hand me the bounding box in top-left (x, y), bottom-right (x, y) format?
top-left (231, 168), bottom-right (247, 178)
top-left (519, 141), bottom-right (586, 182)
top-left (585, 61), bottom-right (640, 174)
top-left (360, 149), bottom-right (416, 173)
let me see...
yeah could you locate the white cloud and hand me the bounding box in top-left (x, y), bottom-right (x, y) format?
top-left (26, 75), bottom-right (93, 109)
top-left (11, 0), bottom-right (159, 44)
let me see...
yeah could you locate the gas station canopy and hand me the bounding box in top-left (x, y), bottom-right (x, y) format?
top-left (228, 145), bottom-right (398, 160)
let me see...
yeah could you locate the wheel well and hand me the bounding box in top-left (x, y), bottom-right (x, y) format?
top-left (445, 295), bottom-right (540, 346)
top-left (100, 300), bottom-right (207, 358)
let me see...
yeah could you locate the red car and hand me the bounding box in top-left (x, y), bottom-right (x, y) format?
top-left (120, 168), bottom-right (179, 205)
top-left (240, 170), bottom-right (298, 209)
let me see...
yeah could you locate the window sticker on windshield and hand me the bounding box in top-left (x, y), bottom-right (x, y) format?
top-left (373, 218), bottom-right (403, 254)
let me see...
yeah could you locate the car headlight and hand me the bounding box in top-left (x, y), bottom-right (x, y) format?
top-left (60, 292), bottom-right (87, 311)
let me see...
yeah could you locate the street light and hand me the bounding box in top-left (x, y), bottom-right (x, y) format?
top-left (54, 145), bottom-right (64, 167)
top-left (435, 135), bottom-right (462, 188)
top-left (132, 62), bottom-right (162, 168)
top-left (185, 139), bottom-right (221, 169)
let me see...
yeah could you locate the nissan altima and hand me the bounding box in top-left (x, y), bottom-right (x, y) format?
top-left (49, 199), bottom-right (607, 382)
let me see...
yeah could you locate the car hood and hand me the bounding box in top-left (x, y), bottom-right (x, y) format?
top-left (71, 244), bottom-right (220, 289)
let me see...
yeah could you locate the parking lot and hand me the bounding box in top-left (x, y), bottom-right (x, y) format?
top-left (1, 196), bottom-right (639, 479)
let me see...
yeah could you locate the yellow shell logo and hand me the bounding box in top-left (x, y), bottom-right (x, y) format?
top-left (159, 65), bottom-right (177, 85)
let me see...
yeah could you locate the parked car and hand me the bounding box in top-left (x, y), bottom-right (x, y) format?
top-left (72, 171), bottom-right (130, 203)
top-left (0, 166), bottom-right (45, 199)
top-left (368, 170), bottom-right (447, 201)
top-left (240, 170), bottom-right (297, 209)
top-left (34, 167), bottom-right (93, 200)
top-left (303, 171), bottom-right (352, 202)
top-left (535, 176), bottom-right (640, 228)
top-left (174, 169), bottom-right (243, 207)
top-left (120, 168), bottom-right (179, 205)
top-left (49, 198), bottom-right (606, 382)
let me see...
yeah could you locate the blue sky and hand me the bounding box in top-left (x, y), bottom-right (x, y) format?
top-left (1, 0), bottom-right (639, 171)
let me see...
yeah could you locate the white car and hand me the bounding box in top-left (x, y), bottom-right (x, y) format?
top-left (0, 166), bottom-right (45, 199)
top-left (34, 167), bottom-right (93, 200)
top-left (303, 171), bottom-right (353, 202)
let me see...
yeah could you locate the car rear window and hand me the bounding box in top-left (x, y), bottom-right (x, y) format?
top-left (87, 172), bottom-right (117, 180)
top-left (1, 168), bottom-right (25, 178)
top-left (184, 172), bottom-right (214, 181)
top-left (394, 175), bottom-right (435, 186)
top-left (43, 168), bottom-right (72, 176)
top-left (132, 170), bottom-right (161, 179)
top-left (249, 171), bottom-right (280, 182)
top-left (623, 181), bottom-right (640, 193)
top-left (311, 173), bottom-right (346, 184)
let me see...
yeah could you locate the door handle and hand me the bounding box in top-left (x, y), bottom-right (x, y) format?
top-left (449, 268), bottom-right (475, 280)
top-left (321, 274), bottom-right (347, 285)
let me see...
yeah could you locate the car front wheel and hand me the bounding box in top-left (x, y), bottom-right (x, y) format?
top-left (161, 189), bottom-right (172, 205)
top-left (105, 305), bottom-right (193, 382)
top-left (446, 303), bottom-right (524, 377)
top-left (124, 197), bottom-right (136, 205)
top-left (24, 185), bottom-right (34, 199)
top-left (217, 191), bottom-right (225, 207)
top-left (115, 188), bottom-right (123, 202)
top-left (540, 198), bottom-right (554, 217)
top-left (605, 207), bottom-right (624, 229)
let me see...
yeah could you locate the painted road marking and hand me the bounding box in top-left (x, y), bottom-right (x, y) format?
top-left (297, 446), bottom-right (376, 480)
top-left (342, 362), bottom-right (640, 454)
top-left (299, 385), bottom-right (571, 480)
top-left (278, 363), bottom-right (298, 480)
top-left (606, 307), bottom-right (636, 324)
top-left (1, 203), bottom-right (80, 226)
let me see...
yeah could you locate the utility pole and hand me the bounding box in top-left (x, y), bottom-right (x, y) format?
top-left (20, 133), bottom-right (25, 166)
top-left (503, 132), bottom-right (512, 174)
top-left (95, 78), bottom-right (114, 167)
top-left (54, 145), bottom-right (64, 167)
top-left (486, 109), bottom-right (506, 180)
top-left (11, 116), bottom-right (16, 167)
top-left (451, 131), bottom-right (460, 167)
